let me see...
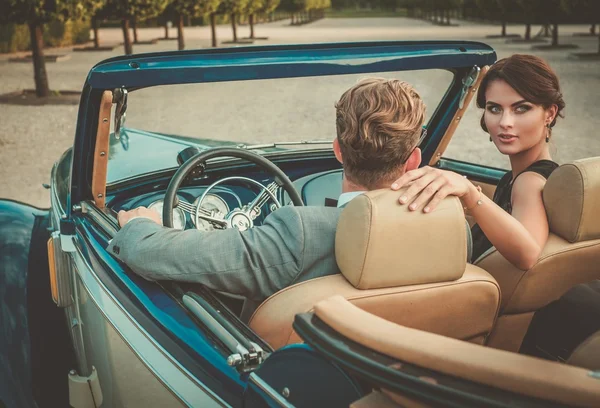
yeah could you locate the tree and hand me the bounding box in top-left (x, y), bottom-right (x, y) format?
top-left (219, 0), bottom-right (249, 42)
top-left (246, 0), bottom-right (265, 39)
top-left (0, 0), bottom-right (103, 97)
top-left (171, 0), bottom-right (220, 50)
top-left (102, 0), bottom-right (168, 54)
top-left (562, 0), bottom-right (599, 52)
top-left (475, 0), bottom-right (518, 37)
top-left (261, 0), bottom-right (281, 25)
top-left (521, 0), bottom-right (567, 46)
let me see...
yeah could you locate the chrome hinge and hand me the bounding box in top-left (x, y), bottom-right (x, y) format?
top-left (59, 216), bottom-right (76, 253)
top-left (227, 341), bottom-right (266, 372)
top-left (459, 66), bottom-right (481, 109)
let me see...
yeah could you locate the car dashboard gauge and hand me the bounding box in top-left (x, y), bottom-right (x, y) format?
top-left (148, 199), bottom-right (186, 230)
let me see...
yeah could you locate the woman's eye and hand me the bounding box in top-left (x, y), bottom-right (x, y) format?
top-left (515, 105), bottom-right (531, 114)
top-left (487, 106), bottom-right (501, 114)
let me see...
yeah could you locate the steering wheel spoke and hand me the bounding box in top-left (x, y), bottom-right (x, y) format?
top-left (246, 181), bottom-right (280, 219)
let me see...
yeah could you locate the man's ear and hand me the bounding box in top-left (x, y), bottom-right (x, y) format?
top-left (333, 137), bottom-right (343, 164)
top-left (404, 147), bottom-right (421, 172)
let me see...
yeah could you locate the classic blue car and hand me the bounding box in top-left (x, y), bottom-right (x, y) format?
top-left (2, 41), bottom-right (599, 408)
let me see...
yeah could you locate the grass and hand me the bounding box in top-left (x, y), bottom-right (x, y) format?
top-left (324, 8), bottom-right (408, 18)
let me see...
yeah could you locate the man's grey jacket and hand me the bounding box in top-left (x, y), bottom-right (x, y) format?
top-left (107, 206), bottom-right (343, 301)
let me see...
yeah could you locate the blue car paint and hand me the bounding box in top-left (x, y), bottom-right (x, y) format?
top-left (0, 200), bottom-right (48, 408)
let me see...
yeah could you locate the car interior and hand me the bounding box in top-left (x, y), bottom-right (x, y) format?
top-left (70, 61), bottom-right (600, 405)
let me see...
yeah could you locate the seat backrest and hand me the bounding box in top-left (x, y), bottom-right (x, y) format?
top-left (475, 158), bottom-right (600, 351)
top-left (249, 190), bottom-right (500, 349)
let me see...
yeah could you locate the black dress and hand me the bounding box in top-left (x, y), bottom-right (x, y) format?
top-left (470, 160), bottom-right (559, 262)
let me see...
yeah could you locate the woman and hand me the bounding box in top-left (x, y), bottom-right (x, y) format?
top-left (391, 54), bottom-right (565, 270)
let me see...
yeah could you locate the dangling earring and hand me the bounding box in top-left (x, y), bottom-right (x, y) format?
top-left (546, 123), bottom-right (551, 143)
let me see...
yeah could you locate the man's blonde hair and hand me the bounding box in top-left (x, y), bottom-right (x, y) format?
top-left (335, 78), bottom-right (426, 189)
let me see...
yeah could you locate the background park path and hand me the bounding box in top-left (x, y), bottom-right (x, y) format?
top-left (1, 17), bottom-right (599, 207)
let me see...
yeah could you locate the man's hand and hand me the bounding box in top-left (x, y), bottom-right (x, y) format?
top-left (117, 207), bottom-right (162, 227)
top-left (390, 166), bottom-right (476, 213)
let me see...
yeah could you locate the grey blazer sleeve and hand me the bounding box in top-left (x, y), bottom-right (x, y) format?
top-left (107, 206), bottom-right (305, 301)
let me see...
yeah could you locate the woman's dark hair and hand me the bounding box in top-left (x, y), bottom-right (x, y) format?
top-left (476, 54), bottom-right (565, 133)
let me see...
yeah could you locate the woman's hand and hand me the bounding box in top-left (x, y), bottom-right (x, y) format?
top-left (390, 166), bottom-right (478, 212)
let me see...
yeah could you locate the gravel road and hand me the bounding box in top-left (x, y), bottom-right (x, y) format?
top-left (1, 17), bottom-right (599, 207)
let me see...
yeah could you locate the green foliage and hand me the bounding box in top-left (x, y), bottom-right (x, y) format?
top-left (0, 23), bottom-right (29, 53)
top-left (0, 19), bottom-right (90, 52)
top-left (218, 0), bottom-right (250, 15)
top-left (101, 0), bottom-right (169, 20)
top-left (261, 0), bottom-right (280, 14)
top-left (246, 0), bottom-right (264, 15)
top-left (0, 0), bottom-right (104, 24)
top-left (172, 0), bottom-right (221, 17)
top-left (515, 0), bottom-right (566, 23)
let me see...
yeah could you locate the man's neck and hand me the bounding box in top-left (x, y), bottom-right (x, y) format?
top-left (341, 176), bottom-right (367, 193)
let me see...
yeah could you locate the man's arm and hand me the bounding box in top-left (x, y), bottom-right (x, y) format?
top-left (107, 207), bottom-right (305, 301)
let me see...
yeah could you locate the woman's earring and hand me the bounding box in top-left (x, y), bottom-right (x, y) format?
top-left (546, 123), bottom-right (551, 143)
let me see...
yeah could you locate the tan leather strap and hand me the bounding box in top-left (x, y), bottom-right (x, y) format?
top-left (429, 65), bottom-right (489, 166)
top-left (92, 91), bottom-right (113, 208)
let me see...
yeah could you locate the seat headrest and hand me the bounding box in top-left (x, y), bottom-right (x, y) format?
top-left (335, 189), bottom-right (467, 290)
top-left (543, 158), bottom-right (600, 243)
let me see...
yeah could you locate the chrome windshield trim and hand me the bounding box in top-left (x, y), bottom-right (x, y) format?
top-left (69, 241), bottom-right (230, 407)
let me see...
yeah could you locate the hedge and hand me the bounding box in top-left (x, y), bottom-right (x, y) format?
top-left (0, 20), bottom-right (90, 53)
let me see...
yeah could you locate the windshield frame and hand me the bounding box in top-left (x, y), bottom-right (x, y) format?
top-left (70, 41), bottom-right (496, 210)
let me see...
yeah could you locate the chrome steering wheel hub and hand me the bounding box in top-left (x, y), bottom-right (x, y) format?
top-left (227, 211), bottom-right (253, 231)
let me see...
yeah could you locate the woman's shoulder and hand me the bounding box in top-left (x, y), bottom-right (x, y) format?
top-left (520, 160), bottom-right (559, 180)
top-left (521, 160), bottom-right (558, 178)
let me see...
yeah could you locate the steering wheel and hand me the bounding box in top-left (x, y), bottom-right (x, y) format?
top-left (163, 147), bottom-right (304, 229)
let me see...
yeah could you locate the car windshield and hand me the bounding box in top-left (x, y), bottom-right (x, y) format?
top-left (107, 69), bottom-right (453, 184)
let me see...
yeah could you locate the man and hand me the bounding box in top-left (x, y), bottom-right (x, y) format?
top-left (108, 78), bottom-right (426, 301)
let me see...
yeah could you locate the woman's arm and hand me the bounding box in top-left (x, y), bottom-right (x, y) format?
top-left (467, 172), bottom-right (548, 269)
top-left (391, 167), bottom-right (549, 270)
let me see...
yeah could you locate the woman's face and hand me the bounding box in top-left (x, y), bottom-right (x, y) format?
top-left (484, 79), bottom-right (553, 156)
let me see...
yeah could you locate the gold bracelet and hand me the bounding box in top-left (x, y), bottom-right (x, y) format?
top-left (463, 185), bottom-right (483, 211)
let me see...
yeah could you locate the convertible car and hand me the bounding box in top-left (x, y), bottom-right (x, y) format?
top-left (1, 41), bottom-right (599, 408)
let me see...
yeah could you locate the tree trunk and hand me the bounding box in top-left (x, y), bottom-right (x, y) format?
top-left (210, 13), bottom-right (217, 47)
top-left (231, 13), bottom-right (237, 42)
top-left (92, 16), bottom-right (100, 48)
top-left (249, 14), bottom-right (255, 39)
top-left (177, 14), bottom-right (184, 50)
top-left (501, 20), bottom-right (506, 37)
top-left (28, 21), bottom-right (50, 97)
top-left (121, 18), bottom-right (133, 55)
top-left (525, 23), bottom-right (531, 41)
top-left (132, 18), bottom-right (139, 44)
top-left (543, 24), bottom-right (550, 36)
top-left (164, 22), bottom-right (169, 39)
top-left (552, 23), bottom-right (558, 47)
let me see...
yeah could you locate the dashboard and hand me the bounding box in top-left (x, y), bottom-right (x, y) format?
top-left (111, 168), bottom-right (344, 230)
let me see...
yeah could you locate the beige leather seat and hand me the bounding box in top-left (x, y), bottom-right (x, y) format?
top-left (249, 189), bottom-right (501, 349)
top-left (475, 157), bottom-right (600, 352)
